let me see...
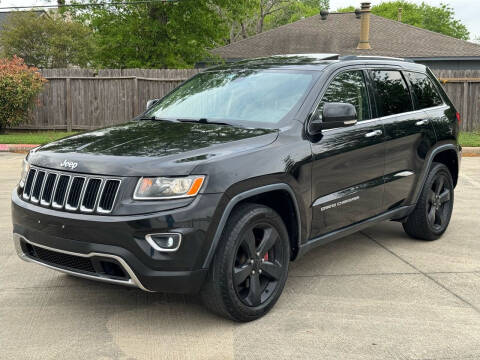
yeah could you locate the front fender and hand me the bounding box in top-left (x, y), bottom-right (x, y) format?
top-left (201, 183), bottom-right (304, 268)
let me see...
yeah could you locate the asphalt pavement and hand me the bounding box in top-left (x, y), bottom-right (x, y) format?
top-left (1, 153), bottom-right (480, 360)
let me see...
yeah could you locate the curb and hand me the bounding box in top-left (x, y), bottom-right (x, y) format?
top-left (0, 144), bottom-right (39, 153)
top-left (463, 147), bottom-right (480, 157)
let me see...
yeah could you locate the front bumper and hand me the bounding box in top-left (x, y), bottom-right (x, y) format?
top-left (12, 189), bottom-right (224, 293)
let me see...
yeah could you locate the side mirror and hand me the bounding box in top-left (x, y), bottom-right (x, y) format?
top-left (308, 102), bottom-right (357, 134)
top-left (146, 99), bottom-right (160, 110)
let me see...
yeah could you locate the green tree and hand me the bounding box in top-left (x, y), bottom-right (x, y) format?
top-left (337, 6), bottom-right (355, 12)
top-left (337, 1), bottom-right (469, 40)
top-left (264, 1), bottom-right (321, 31)
top-left (70, 0), bottom-right (233, 68)
top-left (416, 3), bottom-right (469, 40)
top-left (0, 11), bottom-right (94, 68)
top-left (217, 0), bottom-right (258, 43)
top-left (227, 0), bottom-right (327, 36)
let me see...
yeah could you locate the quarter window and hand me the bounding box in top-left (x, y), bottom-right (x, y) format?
top-left (313, 70), bottom-right (371, 122)
top-left (404, 72), bottom-right (443, 109)
top-left (370, 70), bottom-right (413, 116)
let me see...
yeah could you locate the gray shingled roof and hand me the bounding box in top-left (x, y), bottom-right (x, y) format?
top-left (212, 13), bottom-right (480, 59)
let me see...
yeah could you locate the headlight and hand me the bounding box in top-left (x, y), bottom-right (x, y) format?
top-left (19, 159), bottom-right (30, 188)
top-left (134, 175), bottom-right (205, 200)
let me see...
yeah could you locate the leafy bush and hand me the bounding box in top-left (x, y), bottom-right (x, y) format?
top-left (0, 56), bottom-right (47, 132)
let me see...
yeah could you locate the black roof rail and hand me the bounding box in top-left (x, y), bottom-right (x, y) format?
top-left (340, 55), bottom-right (414, 63)
top-left (270, 53), bottom-right (340, 60)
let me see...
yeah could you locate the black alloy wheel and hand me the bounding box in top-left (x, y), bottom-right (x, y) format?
top-left (201, 203), bottom-right (290, 322)
top-left (233, 223), bottom-right (285, 307)
top-left (426, 173), bottom-right (452, 231)
top-left (403, 162), bottom-right (454, 240)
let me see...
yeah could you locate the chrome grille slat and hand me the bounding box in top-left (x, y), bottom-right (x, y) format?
top-left (97, 179), bottom-right (121, 213)
top-left (22, 166), bottom-right (121, 215)
top-left (65, 177), bottom-right (86, 211)
top-left (52, 175), bottom-right (71, 209)
top-left (23, 169), bottom-right (37, 200)
top-left (40, 173), bottom-right (58, 206)
top-left (31, 171), bottom-right (46, 203)
top-left (80, 178), bottom-right (103, 213)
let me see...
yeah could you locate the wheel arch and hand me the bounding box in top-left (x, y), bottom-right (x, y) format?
top-left (432, 149), bottom-right (459, 187)
top-left (411, 143), bottom-right (459, 205)
top-left (202, 184), bottom-right (302, 268)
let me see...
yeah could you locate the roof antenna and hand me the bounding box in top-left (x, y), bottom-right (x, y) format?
top-left (320, 9), bottom-right (329, 20)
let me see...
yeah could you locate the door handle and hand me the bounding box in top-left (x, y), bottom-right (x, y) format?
top-left (364, 129), bottom-right (383, 138)
top-left (415, 120), bottom-right (428, 126)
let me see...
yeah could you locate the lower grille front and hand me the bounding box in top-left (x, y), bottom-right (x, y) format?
top-left (13, 234), bottom-right (150, 291)
top-left (25, 242), bottom-right (96, 274)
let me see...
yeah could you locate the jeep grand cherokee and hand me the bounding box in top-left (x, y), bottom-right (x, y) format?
top-left (12, 54), bottom-right (461, 321)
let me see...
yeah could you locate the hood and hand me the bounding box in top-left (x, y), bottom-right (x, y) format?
top-left (29, 120), bottom-right (278, 176)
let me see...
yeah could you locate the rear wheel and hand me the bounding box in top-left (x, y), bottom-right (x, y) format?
top-left (201, 203), bottom-right (290, 322)
top-left (403, 162), bottom-right (454, 240)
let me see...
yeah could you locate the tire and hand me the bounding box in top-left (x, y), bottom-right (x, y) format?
top-left (201, 203), bottom-right (290, 322)
top-left (403, 162), bottom-right (454, 241)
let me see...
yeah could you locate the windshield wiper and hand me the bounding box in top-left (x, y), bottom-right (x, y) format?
top-left (177, 118), bottom-right (239, 127)
top-left (138, 116), bottom-right (177, 122)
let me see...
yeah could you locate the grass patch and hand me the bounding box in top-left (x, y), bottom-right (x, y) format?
top-left (459, 132), bottom-right (480, 147)
top-left (0, 131), bottom-right (78, 145)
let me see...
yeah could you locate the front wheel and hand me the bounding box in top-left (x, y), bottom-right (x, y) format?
top-left (201, 203), bottom-right (290, 322)
top-left (403, 162), bottom-right (454, 240)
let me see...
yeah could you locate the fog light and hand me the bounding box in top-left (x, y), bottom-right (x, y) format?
top-left (145, 233), bottom-right (182, 252)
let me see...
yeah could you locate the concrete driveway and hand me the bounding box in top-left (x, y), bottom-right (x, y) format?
top-left (1, 153), bottom-right (480, 360)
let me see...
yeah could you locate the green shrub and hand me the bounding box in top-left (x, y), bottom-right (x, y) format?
top-left (0, 56), bottom-right (46, 132)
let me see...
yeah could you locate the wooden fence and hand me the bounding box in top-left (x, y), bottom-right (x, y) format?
top-left (14, 68), bottom-right (480, 131)
top-left (19, 69), bottom-right (200, 131)
top-left (434, 70), bottom-right (480, 132)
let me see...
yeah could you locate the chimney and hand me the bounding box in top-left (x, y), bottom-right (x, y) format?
top-left (357, 2), bottom-right (372, 50)
top-left (397, 7), bottom-right (403, 22)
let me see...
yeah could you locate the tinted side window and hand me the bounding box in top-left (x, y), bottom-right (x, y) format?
top-left (313, 70), bottom-right (371, 121)
top-left (370, 70), bottom-right (413, 116)
top-left (404, 71), bottom-right (443, 109)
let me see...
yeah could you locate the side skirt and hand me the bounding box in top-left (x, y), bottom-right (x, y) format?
top-left (297, 205), bottom-right (415, 258)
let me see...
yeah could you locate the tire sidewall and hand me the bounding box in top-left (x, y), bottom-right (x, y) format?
top-left (422, 163), bottom-right (454, 236)
top-left (215, 205), bottom-right (290, 320)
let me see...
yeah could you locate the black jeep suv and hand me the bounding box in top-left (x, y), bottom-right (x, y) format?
top-left (12, 54), bottom-right (461, 321)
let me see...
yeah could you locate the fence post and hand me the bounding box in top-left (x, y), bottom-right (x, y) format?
top-left (65, 78), bottom-right (72, 132)
top-left (133, 77), bottom-right (139, 117)
top-left (463, 81), bottom-right (469, 132)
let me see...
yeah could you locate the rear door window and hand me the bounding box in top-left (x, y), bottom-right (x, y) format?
top-left (369, 70), bottom-right (413, 117)
top-left (404, 71), bottom-right (443, 109)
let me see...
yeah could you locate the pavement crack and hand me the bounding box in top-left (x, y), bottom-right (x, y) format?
top-left (360, 230), bottom-right (480, 315)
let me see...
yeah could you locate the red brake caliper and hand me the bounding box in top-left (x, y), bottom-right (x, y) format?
top-left (263, 253), bottom-right (269, 261)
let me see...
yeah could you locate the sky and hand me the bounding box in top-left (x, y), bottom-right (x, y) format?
top-left (0, 0), bottom-right (479, 39)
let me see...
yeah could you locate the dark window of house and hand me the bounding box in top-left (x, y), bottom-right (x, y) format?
top-left (404, 72), bottom-right (443, 109)
top-left (313, 70), bottom-right (371, 121)
top-left (370, 70), bottom-right (413, 116)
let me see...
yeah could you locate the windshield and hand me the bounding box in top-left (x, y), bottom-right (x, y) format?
top-left (144, 69), bottom-right (316, 127)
